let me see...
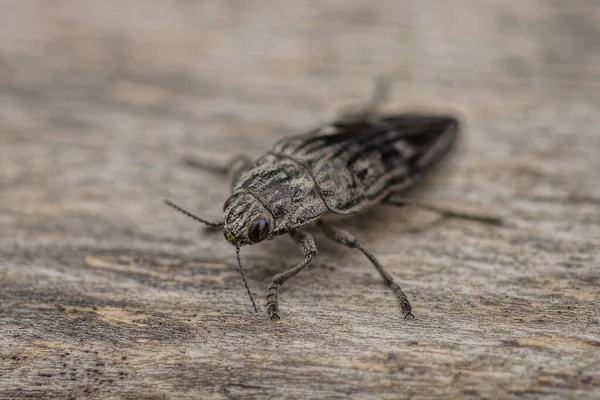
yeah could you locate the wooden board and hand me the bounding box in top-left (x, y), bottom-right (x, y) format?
top-left (1, 1), bottom-right (599, 398)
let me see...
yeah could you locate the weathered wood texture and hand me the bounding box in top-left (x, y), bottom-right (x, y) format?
top-left (1, 1), bottom-right (599, 399)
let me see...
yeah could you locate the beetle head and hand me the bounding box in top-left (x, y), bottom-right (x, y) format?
top-left (163, 197), bottom-right (259, 313)
top-left (222, 192), bottom-right (273, 246)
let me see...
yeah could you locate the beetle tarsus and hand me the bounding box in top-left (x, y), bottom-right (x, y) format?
top-left (389, 281), bottom-right (414, 319)
top-left (266, 283), bottom-right (280, 320)
top-left (267, 305), bottom-right (281, 321)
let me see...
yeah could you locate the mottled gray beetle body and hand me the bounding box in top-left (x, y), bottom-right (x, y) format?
top-left (166, 106), bottom-right (488, 320)
top-left (223, 115), bottom-right (458, 245)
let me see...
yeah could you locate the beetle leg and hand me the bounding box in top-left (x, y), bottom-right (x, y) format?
top-left (266, 230), bottom-right (317, 320)
top-left (318, 221), bottom-right (414, 320)
top-left (336, 76), bottom-right (391, 123)
top-left (385, 196), bottom-right (504, 226)
top-left (182, 154), bottom-right (251, 186)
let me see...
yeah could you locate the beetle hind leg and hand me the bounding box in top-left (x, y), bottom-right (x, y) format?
top-left (319, 221), bottom-right (414, 319)
top-left (385, 196), bottom-right (504, 226)
top-left (336, 76), bottom-right (391, 123)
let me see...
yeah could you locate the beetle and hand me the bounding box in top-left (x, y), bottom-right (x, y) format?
top-left (165, 82), bottom-right (501, 320)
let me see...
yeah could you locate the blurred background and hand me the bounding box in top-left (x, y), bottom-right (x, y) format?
top-left (1, 1), bottom-right (599, 398)
top-left (2, 0), bottom-right (599, 235)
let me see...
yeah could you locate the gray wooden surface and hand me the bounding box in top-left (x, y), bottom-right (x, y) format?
top-left (1, 1), bottom-right (599, 399)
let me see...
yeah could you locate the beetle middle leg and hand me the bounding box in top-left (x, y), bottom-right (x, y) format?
top-left (266, 230), bottom-right (317, 320)
top-left (318, 221), bottom-right (414, 319)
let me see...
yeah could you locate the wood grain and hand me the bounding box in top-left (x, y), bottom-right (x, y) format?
top-left (1, 1), bottom-right (599, 399)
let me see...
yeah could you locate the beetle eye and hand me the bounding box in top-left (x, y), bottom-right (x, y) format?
top-left (248, 218), bottom-right (269, 243)
top-left (223, 195), bottom-right (237, 211)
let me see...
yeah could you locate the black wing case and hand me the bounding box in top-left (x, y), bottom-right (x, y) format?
top-left (272, 114), bottom-right (459, 214)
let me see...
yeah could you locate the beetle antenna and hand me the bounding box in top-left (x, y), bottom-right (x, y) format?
top-left (164, 199), bottom-right (224, 227)
top-left (236, 245), bottom-right (258, 314)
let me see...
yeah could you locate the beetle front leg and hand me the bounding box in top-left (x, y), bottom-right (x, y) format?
top-left (266, 231), bottom-right (317, 320)
top-left (319, 221), bottom-right (414, 319)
